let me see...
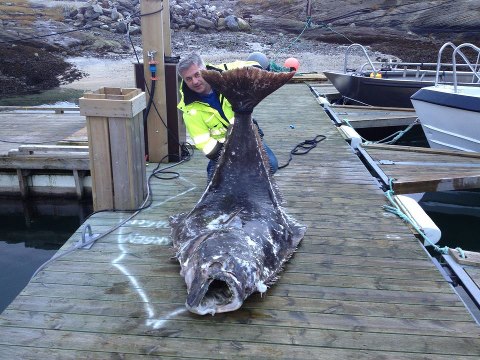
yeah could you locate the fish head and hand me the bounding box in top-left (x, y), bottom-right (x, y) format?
top-left (183, 229), bottom-right (262, 315)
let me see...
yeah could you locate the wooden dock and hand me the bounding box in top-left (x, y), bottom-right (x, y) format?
top-left (0, 108), bottom-right (89, 197)
top-left (362, 144), bottom-right (480, 194)
top-left (0, 107), bottom-right (85, 155)
top-left (1, 84), bottom-right (480, 358)
top-left (325, 104), bottom-right (417, 128)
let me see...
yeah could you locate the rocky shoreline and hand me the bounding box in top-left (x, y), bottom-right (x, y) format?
top-left (1, 0), bottom-right (479, 98)
top-left (64, 0), bottom-right (252, 34)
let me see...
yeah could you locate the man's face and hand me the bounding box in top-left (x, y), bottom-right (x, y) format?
top-left (181, 63), bottom-right (212, 95)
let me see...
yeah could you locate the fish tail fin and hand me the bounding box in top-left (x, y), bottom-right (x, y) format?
top-left (201, 67), bottom-right (295, 113)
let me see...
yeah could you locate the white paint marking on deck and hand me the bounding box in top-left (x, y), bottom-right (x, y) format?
top-left (128, 219), bottom-right (170, 229)
top-left (145, 307), bottom-right (188, 329)
top-left (110, 176), bottom-right (197, 327)
top-left (125, 233), bottom-right (171, 245)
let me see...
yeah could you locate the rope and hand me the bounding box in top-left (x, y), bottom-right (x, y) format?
top-left (274, 17), bottom-right (312, 57)
top-left (278, 135), bottom-right (326, 169)
top-left (342, 118), bottom-right (419, 145)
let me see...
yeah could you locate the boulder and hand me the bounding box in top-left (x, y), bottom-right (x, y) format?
top-left (224, 15), bottom-right (239, 31)
top-left (195, 17), bottom-right (215, 29)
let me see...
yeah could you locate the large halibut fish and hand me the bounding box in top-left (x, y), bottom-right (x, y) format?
top-left (170, 66), bottom-right (306, 315)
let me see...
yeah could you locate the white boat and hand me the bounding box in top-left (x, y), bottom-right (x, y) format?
top-left (411, 43), bottom-right (480, 152)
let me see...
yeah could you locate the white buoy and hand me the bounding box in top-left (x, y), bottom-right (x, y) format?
top-left (338, 125), bottom-right (362, 149)
top-left (394, 195), bottom-right (442, 246)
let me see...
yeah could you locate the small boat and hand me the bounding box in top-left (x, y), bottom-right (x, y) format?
top-left (411, 43), bottom-right (480, 152)
top-left (323, 43), bottom-right (480, 108)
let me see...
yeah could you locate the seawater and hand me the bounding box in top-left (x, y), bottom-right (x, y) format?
top-left (0, 198), bottom-right (93, 313)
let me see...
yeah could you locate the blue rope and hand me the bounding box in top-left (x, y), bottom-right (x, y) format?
top-left (343, 118), bottom-right (419, 145)
top-left (273, 17), bottom-right (312, 60)
top-left (455, 247), bottom-right (466, 259)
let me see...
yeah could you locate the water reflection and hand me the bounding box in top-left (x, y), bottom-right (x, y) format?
top-left (0, 197), bottom-right (93, 313)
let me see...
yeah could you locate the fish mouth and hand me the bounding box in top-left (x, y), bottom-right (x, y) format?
top-left (186, 271), bottom-right (243, 315)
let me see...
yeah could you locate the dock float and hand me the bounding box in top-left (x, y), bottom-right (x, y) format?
top-left (1, 83), bottom-right (479, 358)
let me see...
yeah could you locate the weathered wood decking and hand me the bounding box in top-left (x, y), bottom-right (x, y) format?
top-left (0, 109), bottom-right (89, 197)
top-left (327, 104), bottom-right (417, 128)
top-left (363, 144), bottom-right (480, 194)
top-left (1, 84), bottom-right (479, 359)
top-left (0, 109), bottom-right (85, 156)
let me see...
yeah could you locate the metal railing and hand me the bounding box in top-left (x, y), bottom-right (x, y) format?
top-left (449, 43), bottom-right (480, 92)
top-left (343, 43), bottom-right (480, 85)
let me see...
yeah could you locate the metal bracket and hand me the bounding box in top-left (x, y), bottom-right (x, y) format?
top-left (77, 224), bottom-right (101, 250)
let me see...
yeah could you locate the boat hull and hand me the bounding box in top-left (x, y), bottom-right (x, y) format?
top-left (324, 71), bottom-right (434, 108)
top-left (411, 86), bottom-right (480, 152)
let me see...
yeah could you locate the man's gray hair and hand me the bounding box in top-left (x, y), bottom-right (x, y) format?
top-left (178, 53), bottom-right (205, 76)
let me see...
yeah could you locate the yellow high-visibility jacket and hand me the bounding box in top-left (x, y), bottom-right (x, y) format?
top-left (177, 60), bottom-right (261, 159)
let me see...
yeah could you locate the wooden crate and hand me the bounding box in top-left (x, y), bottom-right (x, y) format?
top-left (79, 87), bottom-right (147, 211)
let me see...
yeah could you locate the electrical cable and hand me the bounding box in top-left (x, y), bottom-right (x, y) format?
top-left (143, 77), bottom-right (155, 159)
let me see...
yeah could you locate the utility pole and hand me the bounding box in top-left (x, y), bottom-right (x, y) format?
top-left (306, 0), bottom-right (312, 19)
top-left (140, 0), bottom-right (167, 162)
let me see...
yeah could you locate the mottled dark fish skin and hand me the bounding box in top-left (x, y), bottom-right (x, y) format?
top-left (170, 67), bottom-right (306, 315)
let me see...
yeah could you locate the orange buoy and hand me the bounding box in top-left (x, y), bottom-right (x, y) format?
top-left (284, 57), bottom-right (300, 71)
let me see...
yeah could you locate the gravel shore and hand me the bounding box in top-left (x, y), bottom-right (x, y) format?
top-left (62, 29), bottom-right (394, 91)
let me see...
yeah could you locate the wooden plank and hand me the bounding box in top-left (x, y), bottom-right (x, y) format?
top-left (16, 145), bottom-right (89, 153)
top-left (291, 72), bottom-right (327, 82)
top-left (73, 169), bottom-right (85, 199)
top-left (109, 116), bottom-right (132, 210)
top-left (365, 143), bottom-right (480, 159)
top-left (328, 105), bottom-right (417, 128)
top-left (464, 267), bottom-right (480, 289)
top-left (82, 93), bottom-right (106, 99)
top-left (16, 169), bottom-right (29, 198)
top-left (449, 249), bottom-right (480, 267)
top-left (86, 116), bottom-right (113, 210)
top-left (79, 92), bottom-right (146, 118)
top-left (162, 0), bottom-right (172, 55)
top-left (9, 293), bottom-right (472, 321)
top-left (0, 156), bottom-right (90, 170)
top-left (331, 104), bottom-right (415, 112)
top-left (0, 106), bottom-right (79, 112)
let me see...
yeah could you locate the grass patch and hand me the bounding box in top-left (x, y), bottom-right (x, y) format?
top-left (0, 0), bottom-right (65, 24)
top-left (0, 88), bottom-right (85, 106)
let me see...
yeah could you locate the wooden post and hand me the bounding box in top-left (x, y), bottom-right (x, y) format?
top-left (140, 0), bottom-right (168, 162)
top-left (162, 0), bottom-right (172, 56)
top-left (79, 87), bottom-right (147, 211)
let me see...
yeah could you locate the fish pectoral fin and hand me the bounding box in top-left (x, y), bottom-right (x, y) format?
top-left (221, 207), bottom-right (244, 226)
